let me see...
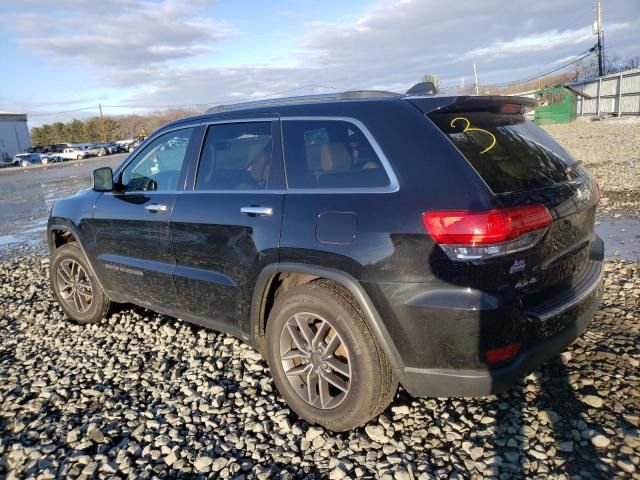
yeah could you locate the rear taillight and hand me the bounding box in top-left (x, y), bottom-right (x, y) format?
top-left (422, 205), bottom-right (552, 261)
top-left (486, 343), bottom-right (522, 365)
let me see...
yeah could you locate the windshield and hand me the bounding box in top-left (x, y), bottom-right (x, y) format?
top-left (428, 112), bottom-right (585, 194)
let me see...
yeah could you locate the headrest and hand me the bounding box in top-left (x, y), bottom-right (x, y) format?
top-left (248, 150), bottom-right (271, 182)
top-left (320, 143), bottom-right (352, 172)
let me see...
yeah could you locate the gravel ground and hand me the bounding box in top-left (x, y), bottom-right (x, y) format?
top-left (1, 256), bottom-right (638, 479)
top-left (543, 117), bottom-right (640, 217)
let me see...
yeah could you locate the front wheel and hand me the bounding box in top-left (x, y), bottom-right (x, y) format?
top-left (50, 243), bottom-right (111, 324)
top-left (265, 279), bottom-right (397, 431)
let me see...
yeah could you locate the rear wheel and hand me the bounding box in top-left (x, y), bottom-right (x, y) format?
top-left (50, 243), bottom-right (110, 324)
top-left (265, 279), bottom-right (397, 431)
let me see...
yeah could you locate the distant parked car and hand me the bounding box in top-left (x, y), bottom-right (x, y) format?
top-left (104, 142), bottom-right (125, 154)
top-left (50, 143), bottom-right (71, 153)
top-left (41, 153), bottom-right (63, 165)
top-left (59, 147), bottom-right (90, 161)
top-left (13, 153), bottom-right (43, 167)
top-left (85, 144), bottom-right (108, 157)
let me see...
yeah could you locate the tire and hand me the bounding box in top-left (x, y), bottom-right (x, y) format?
top-left (265, 279), bottom-right (397, 431)
top-left (50, 243), bottom-right (111, 324)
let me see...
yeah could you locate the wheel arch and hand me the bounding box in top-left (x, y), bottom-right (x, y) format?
top-left (250, 262), bottom-right (405, 372)
top-left (48, 222), bottom-right (109, 299)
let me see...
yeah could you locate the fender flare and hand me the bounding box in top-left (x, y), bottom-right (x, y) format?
top-left (48, 222), bottom-right (109, 299)
top-left (250, 262), bottom-right (405, 372)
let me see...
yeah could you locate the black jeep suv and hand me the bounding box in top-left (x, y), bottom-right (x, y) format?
top-left (48, 91), bottom-right (604, 431)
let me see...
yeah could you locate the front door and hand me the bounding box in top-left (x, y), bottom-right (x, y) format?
top-left (171, 119), bottom-right (284, 336)
top-left (91, 127), bottom-right (196, 307)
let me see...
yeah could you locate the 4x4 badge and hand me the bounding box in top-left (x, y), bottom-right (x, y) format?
top-left (509, 259), bottom-right (526, 274)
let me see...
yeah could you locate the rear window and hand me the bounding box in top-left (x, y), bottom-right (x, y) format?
top-left (282, 120), bottom-right (390, 189)
top-left (428, 112), bottom-right (584, 194)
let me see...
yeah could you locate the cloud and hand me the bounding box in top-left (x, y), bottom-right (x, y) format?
top-left (6, 0), bottom-right (640, 117)
top-left (6, 0), bottom-right (234, 67)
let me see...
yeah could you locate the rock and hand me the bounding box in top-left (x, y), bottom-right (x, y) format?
top-left (86, 426), bottom-right (106, 443)
top-left (305, 426), bottom-right (324, 442)
top-left (558, 441), bottom-right (573, 453)
top-left (391, 405), bottom-right (410, 415)
top-left (624, 432), bottom-right (640, 449)
top-left (617, 460), bottom-right (635, 474)
top-left (165, 452), bottom-right (178, 466)
top-left (529, 449), bottom-right (547, 460)
top-left (581, 395), bottom-right (604, 408)
top-left (469, 447), bottom-right (484, 461)
top-left (194, 456), bottom-right (213, 472)
top-left (590, 435), bottom-right (610, 448)
top-left (365, 425), bottom-right (390, 444)
top-left (329, 467), bottom-right (347, 480)
top-left (211, 457), bottom-right (228, 472)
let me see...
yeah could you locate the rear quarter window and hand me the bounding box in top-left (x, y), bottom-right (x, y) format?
top-left (428, 112), bottom-right (584, 194)
top-left (282, 119), bottom-right (390, 189)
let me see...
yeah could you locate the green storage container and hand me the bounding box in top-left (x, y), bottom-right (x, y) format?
top-left (533, 87), bottom-right (577, 125)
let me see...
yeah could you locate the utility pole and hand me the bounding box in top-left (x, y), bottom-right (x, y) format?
top-left (473, 62), bottom-right (479, 95)
top-left (98, 104), bottom-right (107, 143)
top-left (595, 1), bottom-right (605, 76)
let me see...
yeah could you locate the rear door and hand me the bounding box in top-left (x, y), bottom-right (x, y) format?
top-left (91, 127), bottom-right (196, 306)
top-left (422, 98), bottom-right (599, 296)
top-left (170, 117), bottom-right (284, 336)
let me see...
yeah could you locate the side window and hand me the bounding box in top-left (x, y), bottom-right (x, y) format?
top-left (282, 120), bottom-right (389, 189)
top-left (120, 128), bottom-right (193, 192)
top-left (196, 122), bottom-right (273, 191)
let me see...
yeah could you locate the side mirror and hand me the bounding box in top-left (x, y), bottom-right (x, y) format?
top-left (92, 167), bottom-right (113, 192)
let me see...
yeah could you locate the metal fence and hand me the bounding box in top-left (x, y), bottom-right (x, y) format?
top-left (569, 67), bottom-right (640, 116)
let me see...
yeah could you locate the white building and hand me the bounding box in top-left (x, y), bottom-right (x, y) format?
top-left (0, 112), bottom-right (31, 162)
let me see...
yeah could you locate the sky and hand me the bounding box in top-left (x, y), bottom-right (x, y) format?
top-left (1, 0), bottom-right (638, 126)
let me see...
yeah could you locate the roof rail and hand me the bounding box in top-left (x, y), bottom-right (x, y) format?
top-left (206, 90), bottom-right (403, 113)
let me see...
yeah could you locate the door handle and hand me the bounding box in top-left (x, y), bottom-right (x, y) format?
top-left (145, 204), bottom-right (168, 212)
top-left (241, 206), bottom-right (273, 217)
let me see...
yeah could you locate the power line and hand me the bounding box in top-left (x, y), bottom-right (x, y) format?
top-left (29, 107), bottom-right (98, 118)
top-left (478, 47), bottom-right (596, 88)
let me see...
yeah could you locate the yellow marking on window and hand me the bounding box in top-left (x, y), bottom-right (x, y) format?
top-left (450, 117), bottom-right (497, 154)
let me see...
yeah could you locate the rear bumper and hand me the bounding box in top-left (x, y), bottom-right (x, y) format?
top-left (399, 276), bottom-right (602, 396)
top-left (378, 239), bottom-right (605, 397)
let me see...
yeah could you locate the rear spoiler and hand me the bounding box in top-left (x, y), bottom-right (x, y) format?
top-left (408, 95), bottom-right (538, 115)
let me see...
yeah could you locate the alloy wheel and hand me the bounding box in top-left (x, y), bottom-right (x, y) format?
top-left (279, 312), bottom-right (351, 409)
top-left (56, 259), bottom-right (93, 313)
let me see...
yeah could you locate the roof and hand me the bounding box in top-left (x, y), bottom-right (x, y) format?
top-left (206, 90), bottom-right (403, 114)
top-left (158, 91), bottom-right (537, 133)
top-left (0, 111), bottom-right (27, 121)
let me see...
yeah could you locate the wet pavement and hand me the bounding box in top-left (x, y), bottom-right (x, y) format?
top-left (0, 155), bottom-right (125, 260)
top-left (0, 157), bottom-right (638, 262)
top-left (596, 216), bottom-right (640, 260)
